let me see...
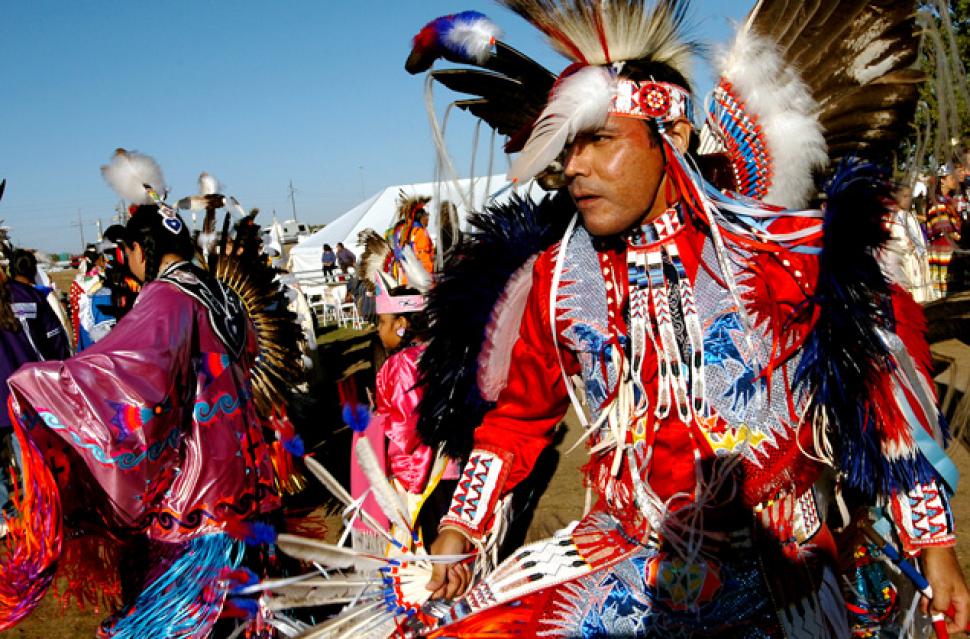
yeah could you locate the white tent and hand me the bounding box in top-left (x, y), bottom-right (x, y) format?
top-left (288, 174), bottom-right (540, 275)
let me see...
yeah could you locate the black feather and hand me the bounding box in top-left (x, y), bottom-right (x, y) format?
top-left (794, 158), bottom-right (937, 499)
top-left (416, 192), bottom-right (574, 460)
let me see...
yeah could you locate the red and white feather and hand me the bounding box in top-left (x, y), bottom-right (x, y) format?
top-left (478, 255), bottom-right (538, 402)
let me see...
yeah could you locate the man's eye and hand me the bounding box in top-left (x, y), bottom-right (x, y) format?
top-left (591, 134), bottom-right (611, 143)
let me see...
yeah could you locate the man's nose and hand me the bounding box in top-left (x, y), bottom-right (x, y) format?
top-left (563, 143), bottom-right (590, 179)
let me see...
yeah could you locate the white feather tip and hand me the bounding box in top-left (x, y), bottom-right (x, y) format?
top-left (198, 172), bottom-right (220, 195)
top-left (445, 15), bottom-right (503, 64)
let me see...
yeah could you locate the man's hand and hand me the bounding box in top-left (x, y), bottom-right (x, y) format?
top-left (425, 528), bottom-right (473, 600)
top-left (922, 545), bottom-right (970, 633)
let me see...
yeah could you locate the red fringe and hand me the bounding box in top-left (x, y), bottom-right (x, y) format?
top-left (0, 410), bottom-right (63, 630)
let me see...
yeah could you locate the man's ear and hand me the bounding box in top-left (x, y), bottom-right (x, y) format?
top-left (667, 117), bottom-right (693, 154)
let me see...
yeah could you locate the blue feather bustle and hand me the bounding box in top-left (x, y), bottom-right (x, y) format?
top-left (794, 157), bottom-right (944, 500)
top-left (416, 193), bottom-right (574, 460)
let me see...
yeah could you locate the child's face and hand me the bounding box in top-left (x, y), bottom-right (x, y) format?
top-left (378, 313), bottom-right (409, 349)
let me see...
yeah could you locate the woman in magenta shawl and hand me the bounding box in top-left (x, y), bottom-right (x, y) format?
top-left (1, 204), bottom-right (279, 637)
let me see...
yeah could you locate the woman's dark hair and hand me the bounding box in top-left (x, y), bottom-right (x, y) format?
top-left (388, 285), bottom-right (428, 350)
top-left (123, 205), bottom-right (195, 281)
top-left (10, 249), bottom-right (37, 281)
top-left (323, 244), bottom-right (333, 252)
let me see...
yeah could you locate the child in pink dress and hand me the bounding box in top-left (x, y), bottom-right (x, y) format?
top-left (350, 282), bottom-right (457, 549)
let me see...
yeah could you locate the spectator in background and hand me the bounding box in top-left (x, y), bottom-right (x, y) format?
top-left (70, 243), bottom-right (116, 351)
top-left (0, 249), bottom-right (72, 524)
top-left (336, 242), bottom-right (357, 273)
top-left (321, 243), bottom-right (337, 280)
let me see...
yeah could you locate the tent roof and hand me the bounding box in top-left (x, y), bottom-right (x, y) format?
top-left (289, 174), bottom-right (539, 274)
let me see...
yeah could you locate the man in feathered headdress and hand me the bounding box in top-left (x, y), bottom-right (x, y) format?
top-left (406, 1), bottom-right (969, 636)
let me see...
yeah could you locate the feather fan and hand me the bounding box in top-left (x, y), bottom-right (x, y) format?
top-left (100, 148), bottom-right (168, 205)
top-left (498, 0), bottom-right (696, 73)
top-left (743, 0), bottom-right (921, 164)
top-left (509, 64), bottom-right (613, 184)
top-left (356, 229), bottom-right (390, 293)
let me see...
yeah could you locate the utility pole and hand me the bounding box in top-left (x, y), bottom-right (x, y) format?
top-left (71, 209), bottom-right (85, 252)
top-left (96, 219), bottom-right (104, 242)
top-left (287, 180), bottom-right (298, 222)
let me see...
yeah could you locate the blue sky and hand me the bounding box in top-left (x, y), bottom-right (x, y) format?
top-left (1, 1), bottom-right (750, 254)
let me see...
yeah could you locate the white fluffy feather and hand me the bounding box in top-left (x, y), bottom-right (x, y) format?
top-left (444, 14), bottom-right (503, 64)
top-left (100, 148), bottom-right (168, 205)
top-left (719, 29), bottom-right (827, 209)
top-left (198, 171), bottom-right (220, 195)
top-left (509, 65), bottom-right (614, 184)
top-left (478, 255), bottom-right (537, 401)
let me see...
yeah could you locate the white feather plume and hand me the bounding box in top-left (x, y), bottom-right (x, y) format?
top-left (443, 14), bottom-right (503, 65)
top-left (509, 65), bottom-right (614, 184)
top-left (100, 148), bottom-right (168, 205)
top-left (400, 245), bottom-right (432, 293)
top-left (198, 172), bottom-right (220, 195)
top-left (478, 255), bottom-right (537, 401)
top-left (718, 29), bottom-right (827, 209)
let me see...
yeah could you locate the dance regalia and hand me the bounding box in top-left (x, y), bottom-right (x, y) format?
top-left (428, 187), bottom-right (955, 636)
top-left (70, 266), bottom-right (116, 351)
top-left (927, 194), bottom-right (961, 296)
top-left (6, 261), bottom-right (280, 636)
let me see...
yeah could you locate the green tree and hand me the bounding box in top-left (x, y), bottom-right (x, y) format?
top-left (904, 0), bottom-right (970, 178)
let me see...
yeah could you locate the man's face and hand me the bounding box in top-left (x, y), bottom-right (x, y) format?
top-left (564, 115), bottom-right (667, 237)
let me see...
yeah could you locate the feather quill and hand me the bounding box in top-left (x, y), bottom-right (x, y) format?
top-left (478, 255), bottom-right (538, 401)
top-left (509, 65), bottom-right (614, 183)
top-left (275, 534), bottom-right (385, 571)
top-left (100, 148), bottom-right (168, 205)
